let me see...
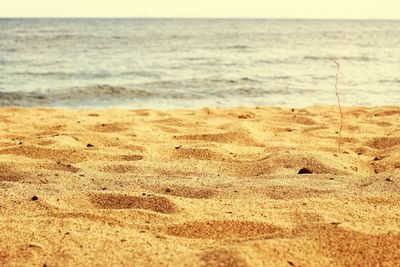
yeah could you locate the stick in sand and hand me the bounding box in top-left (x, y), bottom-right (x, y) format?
top-left (331, 59), bottom-right (343, 154)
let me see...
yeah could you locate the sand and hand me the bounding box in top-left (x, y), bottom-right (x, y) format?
top-left (0, 105), bottom-right (400, 266)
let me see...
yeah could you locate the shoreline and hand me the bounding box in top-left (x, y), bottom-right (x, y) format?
top-left (2, 103), bottom-right (400, 110)
top-left (1, 105), bottom-right (399, 266)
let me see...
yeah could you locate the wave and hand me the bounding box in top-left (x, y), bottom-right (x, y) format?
top-left (13, 70), bottom-right (163, 79)
top-left (14, 71), bottom-right (69, 77)
top-left (226, 45), bottom-right (250, 49)
top-left (230, 87), bottom-right (266, 97)
top-left (0, 80), bottom-right (269, 107)
top-left (0, 91), bottom-right (48, 106)
top-left (13, 71), bottom-right (113, 79)
top-left (208, 77), bottom-right (261, 83)
top-left (137, 77), bottom-right (263, 90)
top-left (269, 76), bottom-right (290, 80)
top-left (257, 60), bottom-right (274, 64)
top-left (4, 48), bottom-right (18, 53)
top-left (60, 84), bottom-right (152, 99)
top-left (120, 70), bottom-right (161, 77)
top-left (304, 56), bottom-right (372, 62)
top-left (0, 85), bottom-right (153, 106)
top-left (256, 59), bottom-right (295, 65)
top-left (379, 79), bottom-right (400, 84)
top-left (184, 57), bottom-right (208, 61)
top-left (13, 34), bottom-right (95, 42)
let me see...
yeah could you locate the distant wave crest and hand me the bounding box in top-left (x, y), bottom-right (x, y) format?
top-left (379, 79), bottom-right (400, 84)
top-left (304, 56), bottom-right (372, 62)
top-left (0, 85), bottom-right (152, 106)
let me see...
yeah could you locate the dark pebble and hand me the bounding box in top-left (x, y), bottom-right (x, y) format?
top-left (175, 145), bottom-right (182, 149)
top-left (165, 188), bottom-right (171, 193)
top-left (298, 168), bottom-right (313, 174)
top-left (31, 196), bottom-right (38, 201)
top-left (386, 178), bottom-right (393, 182)
top-left (87, 143), bottom-right (94, 148)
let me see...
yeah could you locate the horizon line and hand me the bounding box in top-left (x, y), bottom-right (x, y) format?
top-left (0, 16), bottom-right (400, 21)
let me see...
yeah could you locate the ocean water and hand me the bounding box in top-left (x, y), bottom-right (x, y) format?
top-left (0, 18), bottom-right (399, 108)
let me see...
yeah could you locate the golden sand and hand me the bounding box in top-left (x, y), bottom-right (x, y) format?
top-left (0, 105), bottom-right (399, 266)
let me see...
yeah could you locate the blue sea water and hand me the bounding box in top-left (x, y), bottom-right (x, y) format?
top-left (0, 18), bottom-right (399, 108)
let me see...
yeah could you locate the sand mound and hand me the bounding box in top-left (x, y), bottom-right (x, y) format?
top-left (285, 115), bottom-right (318, 125)
top-left (40, 162), bottom-right (81, 173)
top-left (366, 137), bottom-right (400, 149)
top-left (166, 220), bottom-right (283, 239)
top-left (372, 108), bottom-right (400, 116)
top-left (98, 164), bottom-right (138, 173)
top-left (150, 117), bottom-right (199, 127)
top-left (0, 145), bottom-right (86, 163)
top-left (0, 163), bottom-right (32, 182)
top-left (175, 131), bottom-right (261, 146)
top-left (88, 122), bottom-right (130, 133)
top-left (89, 193), bottom-right (176, 213)
top-left (174, 147), bottom-right (231, 161)
top-left (201, 249), bottom-right (248, 267)
top-left (114, 154), bottom-right (144, 161)
top-left (263, 185), bottom-right (332, 200)
top-left (148, 185), bottom-right (217, 199)
top-left (294, 224), bottom-right (400, 266)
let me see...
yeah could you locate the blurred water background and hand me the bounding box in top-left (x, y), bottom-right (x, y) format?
top-left (0, 18), bottom-right (399, 108)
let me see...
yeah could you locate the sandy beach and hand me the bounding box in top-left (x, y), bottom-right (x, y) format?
top-left (0, 105), bottom-right (399, 266)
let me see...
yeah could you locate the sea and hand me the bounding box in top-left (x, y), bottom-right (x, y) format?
top-left (0, 18), bottom-right (399, 108)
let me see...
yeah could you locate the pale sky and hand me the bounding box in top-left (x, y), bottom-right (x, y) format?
top-left (1, 0), bottom-right (399, 19)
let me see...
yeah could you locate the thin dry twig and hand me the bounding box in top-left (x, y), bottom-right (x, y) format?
top-left (331, 59), bottom-right (343, 154)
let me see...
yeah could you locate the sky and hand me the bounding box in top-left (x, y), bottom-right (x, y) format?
top-left (0, 0), bottom-right (399, 19)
